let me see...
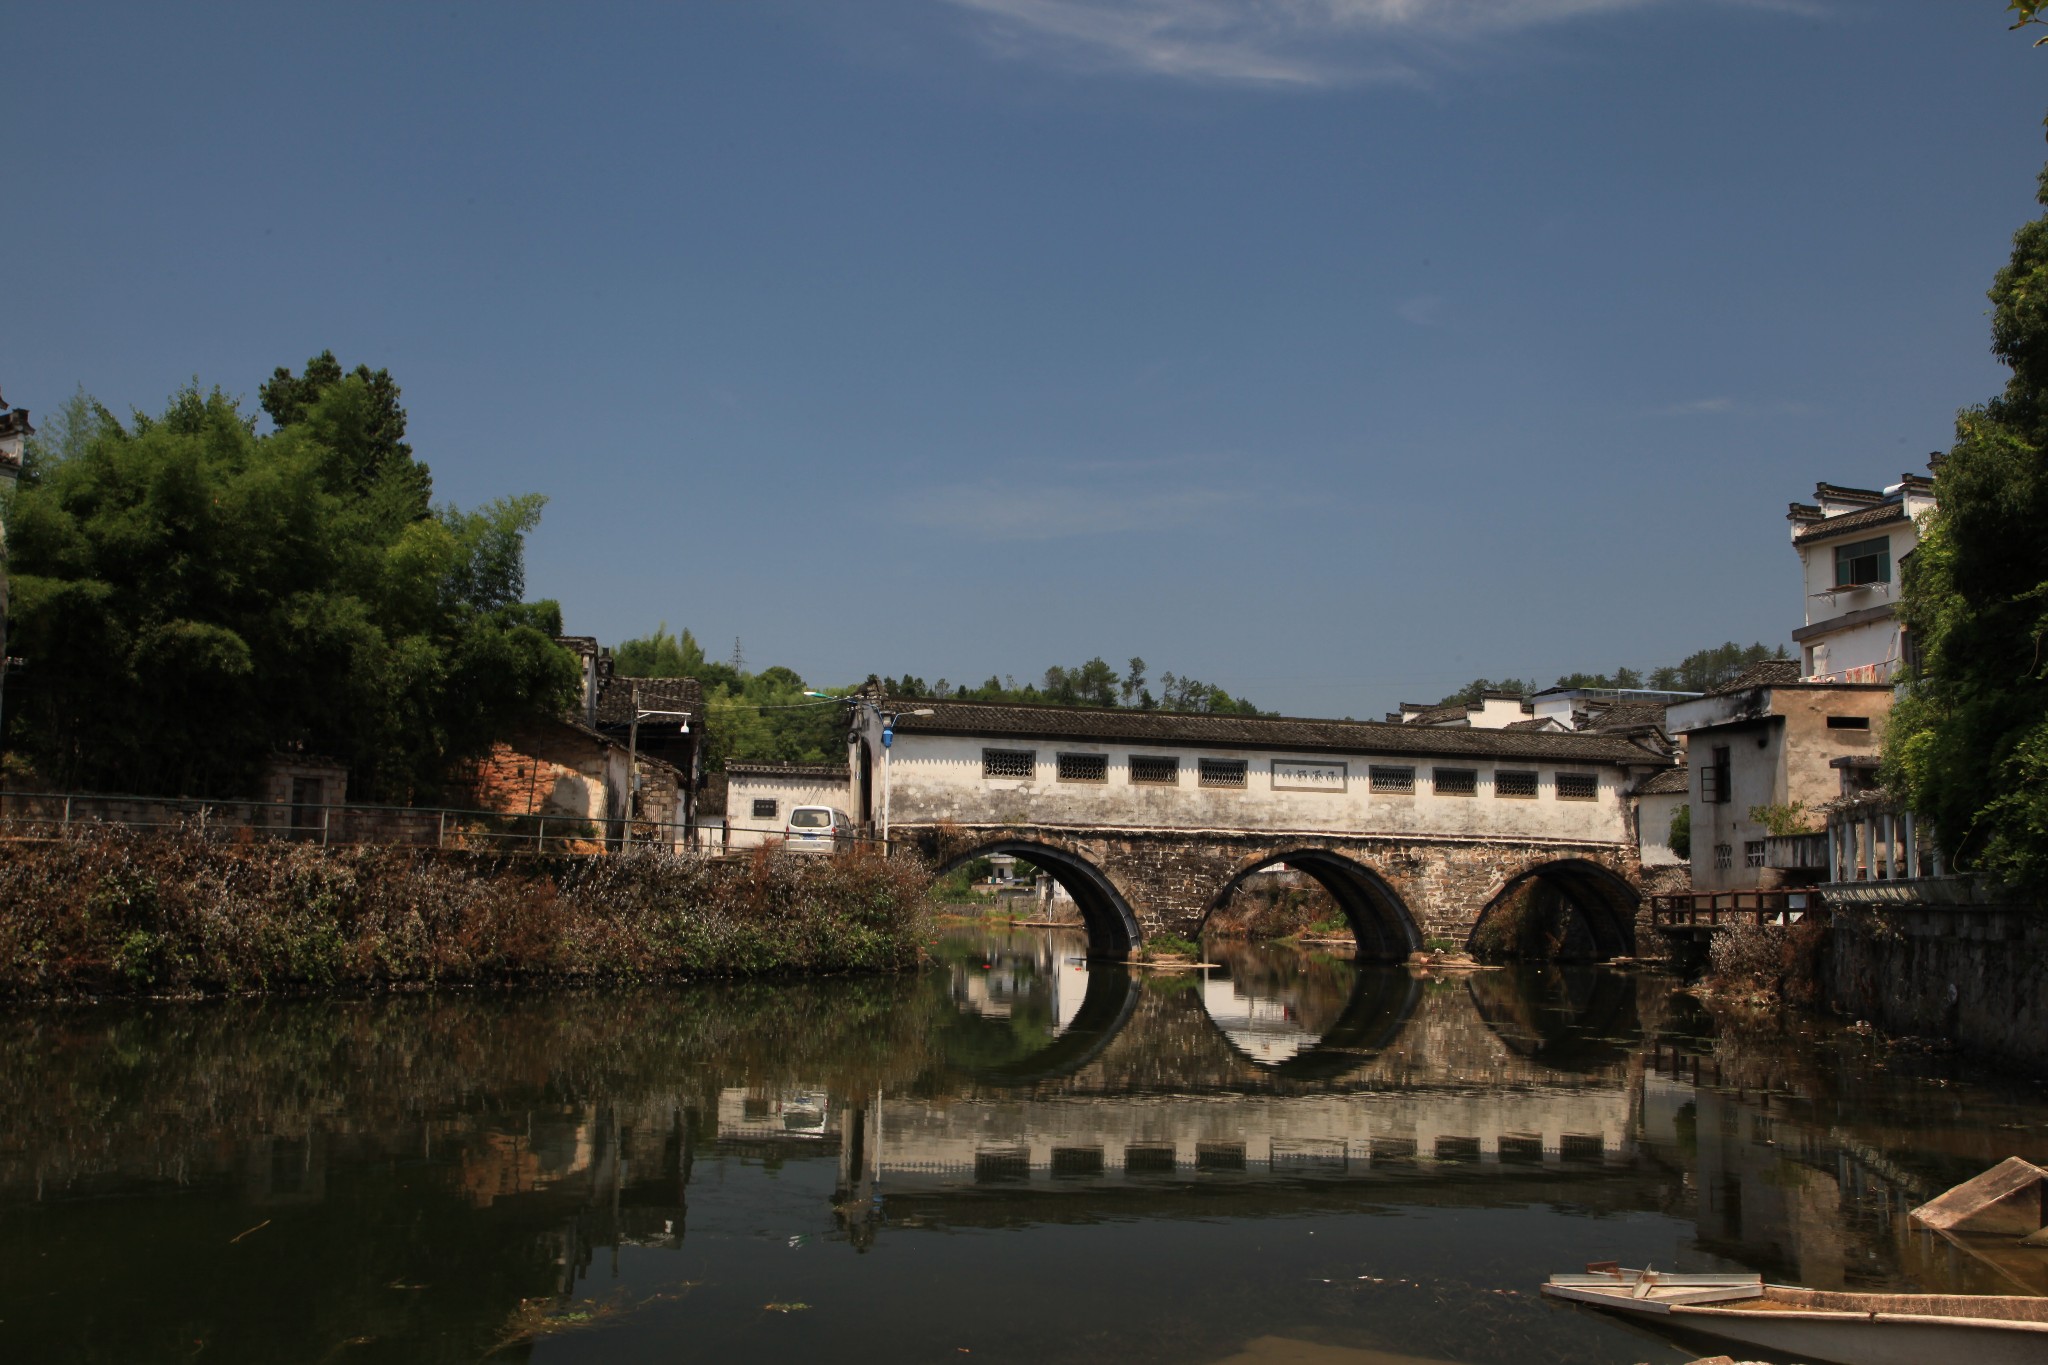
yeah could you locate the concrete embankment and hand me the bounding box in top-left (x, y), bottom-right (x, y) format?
top-left (0, 827), bottom-right (932, 999)
top-left (1825, 897), bottom-right (2048, 1077)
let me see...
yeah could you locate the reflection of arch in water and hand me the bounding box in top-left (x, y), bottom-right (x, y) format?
top-left (1467, 858), bottom-right (1639, 961)
top-left (1205, 850), bottom-right (1423, 962)
top-left (961, 961), bottom-right (1141, 1086)
top-left (1465, 965), bottom-right (1641, 1071)
top-left (934, 840), bottom-right (1141, 959)
top-left (1202, 964), bottom-right (1423, 1082)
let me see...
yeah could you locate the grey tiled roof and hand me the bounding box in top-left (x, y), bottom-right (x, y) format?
top-left (727, 762), bottom-right (849, 781)
top-left (1711, 660), bottom-right (1801, 694)
top-left (1635, 766), bottom-right (1691, 796)
top-left (1792, 501), bottom-right (1907, 543)
top-left (885, 698), bottom-right (1669, 766)
top-left (594, 676), bottom-right (702, 726)
top-left (1401, 702), bottom-right (1470, 726)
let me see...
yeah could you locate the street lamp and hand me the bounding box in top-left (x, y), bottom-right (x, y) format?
top-left (806, 692), bottom-right (933, 849)
top-left (625, 682), bottom-right (692, 842)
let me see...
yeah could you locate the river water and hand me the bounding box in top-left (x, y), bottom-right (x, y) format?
top-left (4, 920), bottom-right (2046, 1364)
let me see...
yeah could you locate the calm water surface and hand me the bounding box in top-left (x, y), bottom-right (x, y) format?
top-left (4, 921), bottom-right (2047, 1364)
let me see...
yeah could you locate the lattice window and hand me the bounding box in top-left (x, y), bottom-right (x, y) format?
top-left (1496, 770), bottom-right (1538, 799)
top-left (1056, 752), bottom-right (1107, 783)
top-left (1434, 767), bottom-right (1477, 796)
top-left (751, 799), bottom-right (778, 820)
top-left (982, 748), bottom-right (1036, 780)
top-left (1129, 755), bottom-right (1180, 785)
top-left (1370, 765), bottom-right (1415, 793)
top-left (1745, 840), bottom-right (1766, 868)
top-left (1555, 772), bottom-right (1598, 801)
top-left (1714, 843), bottom-right (1733, 870)
top-left (1198, 758), bottom-right (1247, 788)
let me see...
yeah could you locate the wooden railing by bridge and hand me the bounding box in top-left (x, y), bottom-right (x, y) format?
top-left (1649, 889), bottom-right (1818, 932)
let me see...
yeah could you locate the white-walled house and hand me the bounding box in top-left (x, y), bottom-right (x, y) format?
top-left (1787, 469), bottom-right (1937, 684)
top-left (1665, 662), bottom-right (1892, 892)
top-left (724, 762), bottom-right (855, 850)
top-left (1631, 766), bottom-right (1689, 868)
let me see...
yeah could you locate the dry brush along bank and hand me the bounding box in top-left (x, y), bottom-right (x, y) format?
top-left (0, 827), bottom-right (933, 999)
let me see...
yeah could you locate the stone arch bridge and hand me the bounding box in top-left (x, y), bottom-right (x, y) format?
top-left (906, 823), bottom-right (1643, 961)
top-left (853, 694), bottom-right (1671, 961)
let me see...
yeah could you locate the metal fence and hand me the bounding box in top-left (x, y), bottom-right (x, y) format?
top-left (0, 790), bottom-right (893, 858)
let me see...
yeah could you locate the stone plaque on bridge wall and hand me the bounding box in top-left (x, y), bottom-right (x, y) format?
top-left (1271, 759), bottom-right (1347, 793)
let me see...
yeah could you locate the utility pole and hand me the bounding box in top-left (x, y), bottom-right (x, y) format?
top-left (625, 681), bottom-right (640, 846)
top-left (0, 393), bottom-right (33, 776)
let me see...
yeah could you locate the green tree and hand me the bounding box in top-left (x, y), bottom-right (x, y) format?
top-left (1669, 804), bottom-right (1692, 861)
top-left (614, 623), bottom-right (706, 678)
top-left (1437, 678), bottom-right (1537, 706)
top-left (259, 350), bottom-right (432, 517)
top-left (4, 379), bottom-right (578, 800)
top-left (1887, 155), bottom-right (2048, 892)
top-left (1646, 642), bottom-right (1786, 693)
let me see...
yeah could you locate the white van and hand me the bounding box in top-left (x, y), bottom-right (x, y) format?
top-left (784, 806), bottom-right (855, 853)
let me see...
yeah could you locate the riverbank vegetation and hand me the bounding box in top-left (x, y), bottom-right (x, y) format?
top-left (0, 827), bottom-right (932, 999)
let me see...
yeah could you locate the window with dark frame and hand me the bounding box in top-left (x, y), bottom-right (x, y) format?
top-left (1434, 768), bottom-right (1477, 796)
top-left (1056, 752), bottom-right (1107, 783)
top-left (1129, 754), bottom-right (1180, 785)
top-left (1701, 745), bottom-right (1732, 804)
top-left (1714, 843), bottom-right (1733, 870)
top-left (1555, 772), bottom-right (1598, 801)
top-left (1369, 765), bottom-right (1415, 794)
top-left (1825, 715), bottom-right (1871, 730)
top-left (983, 748), bottom-right (1036, 780)
top-left (1198, 758), bottom-right (1247, 788)
top-left (1744, 840), bottom-right (1766, 868)
top-left (751, 798), bottom-right (778, 820)
top-left (1834, 536), bottom-right (1892, 587)
top-left (1496, 770), bottom-right (1538, 799)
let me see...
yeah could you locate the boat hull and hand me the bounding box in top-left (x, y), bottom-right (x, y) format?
top-left (1542, 1278), bottom-right (2048, 1365)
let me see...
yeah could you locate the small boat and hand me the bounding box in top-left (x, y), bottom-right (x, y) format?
top-left (1541, 1263), bottom-right (2048, 1365)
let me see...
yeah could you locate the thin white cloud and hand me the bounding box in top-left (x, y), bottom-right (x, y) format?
top-left (1396, 293), bottom-right (1446, 326)
top-left (901, 479), bottom-right (1244, 539)
top-left (1647, 396), bottom-right (1821, 417)
top-left (934, 0), bottom-right (1791, 87)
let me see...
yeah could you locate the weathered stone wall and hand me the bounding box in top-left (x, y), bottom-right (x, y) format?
top-left (1826, 903), bottom-right (2048, 1078)
top-left (909, 821), bottom-right (1639, 953)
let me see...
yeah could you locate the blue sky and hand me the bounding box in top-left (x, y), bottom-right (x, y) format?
top-left (9, 1), bottom-right (2045, 715)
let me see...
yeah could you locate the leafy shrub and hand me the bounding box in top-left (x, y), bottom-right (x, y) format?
top-left (0, 824), bottom-right (933, 998)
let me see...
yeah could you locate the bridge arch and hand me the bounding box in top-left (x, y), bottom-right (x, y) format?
top-left (1205, 849), bottom-right (1423, 962)
top-left (931, 837), bottom-right (1142, 959)
top-left (1467, 857), bottom-right (1639, 961)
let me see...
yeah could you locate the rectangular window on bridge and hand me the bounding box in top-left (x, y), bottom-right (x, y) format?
top-left (1129, 754), bottom-right (1180, 785)
top-left (1056, 752), bottom-right (1107, 783)
top-left (1745, 840), bottom-right (1766, 868)
top-left (1199, 758), bottom-right (1247, 788)
top-left (1433, 768), bottom-right (1477, 796)
top-left (750, 799), bottom-right (778, 820)
top-left (1495, 770), bottom-right (1538, 799)
top-left (983, 749), bottom-right (1036, 780)
top-left (1369, 765), bottom-right (1415, 793)
top-left (1554, 772), bottom-right (1598, 801)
